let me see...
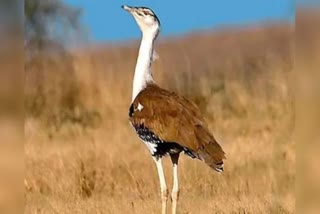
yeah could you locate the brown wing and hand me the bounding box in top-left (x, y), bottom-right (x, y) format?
top-left (130, 84), bottom-right (226, 171)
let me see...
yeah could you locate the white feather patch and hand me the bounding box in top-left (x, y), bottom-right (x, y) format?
top-left (143, 141), bottom-right (157, 154)
top-left (137, 103), bottom-right (144, 111)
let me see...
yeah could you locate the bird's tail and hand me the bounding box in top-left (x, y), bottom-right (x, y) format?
top-left (194, 125), bottom-right (226, 173)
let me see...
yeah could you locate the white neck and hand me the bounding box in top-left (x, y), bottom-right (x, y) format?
top-left (132, 33), bottom-right (156, 102)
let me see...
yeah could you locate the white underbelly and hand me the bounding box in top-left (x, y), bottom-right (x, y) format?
top-left (142, 140), bottom-right (157, 155)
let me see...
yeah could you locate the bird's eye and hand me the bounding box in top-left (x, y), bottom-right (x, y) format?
top-left (146, 11), bottom-right (153, 16)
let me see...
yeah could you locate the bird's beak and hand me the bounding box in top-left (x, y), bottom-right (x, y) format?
top-left (121, 5), bottom-right (134, 13)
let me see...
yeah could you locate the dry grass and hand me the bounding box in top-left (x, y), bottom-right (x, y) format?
top-left (24, 20), bottom-right (296, 213)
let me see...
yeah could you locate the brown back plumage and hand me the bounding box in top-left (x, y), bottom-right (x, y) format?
top-left (130, 83), bottom-right (226, 172)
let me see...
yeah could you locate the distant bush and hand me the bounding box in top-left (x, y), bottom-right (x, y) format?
top-left (24, 0), bottom-right (100, 132)
top-left (25, 0), bottom-right (83, 51)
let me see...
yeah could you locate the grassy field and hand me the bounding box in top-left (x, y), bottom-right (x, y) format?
top-left (24, 21), bottom-right (296, 213)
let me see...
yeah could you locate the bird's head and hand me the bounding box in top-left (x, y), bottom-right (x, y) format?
top-left (122, 5), bottom-right (160, 37)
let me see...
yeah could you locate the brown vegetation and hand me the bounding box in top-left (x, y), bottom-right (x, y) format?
top-left (25, 21), bottom-right (295, 213)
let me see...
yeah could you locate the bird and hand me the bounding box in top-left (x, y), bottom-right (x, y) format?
top-left (122, 5), bottom-right (226, 214)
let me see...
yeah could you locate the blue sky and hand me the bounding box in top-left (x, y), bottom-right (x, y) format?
top-left (66, 0), bottom-right (294, 41)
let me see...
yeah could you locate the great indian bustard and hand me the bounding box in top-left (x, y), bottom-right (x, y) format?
top-left (122, 5), bottom-right (226, 214)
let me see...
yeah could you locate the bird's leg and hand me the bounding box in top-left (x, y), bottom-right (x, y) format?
top-left (153, 157), bottom-right (168, 214)
top-left (170, 153), bottom-right (180, 214)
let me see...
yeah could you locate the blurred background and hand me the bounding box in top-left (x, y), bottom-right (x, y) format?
top-left (12, 0), bottom-right (314, 213)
